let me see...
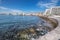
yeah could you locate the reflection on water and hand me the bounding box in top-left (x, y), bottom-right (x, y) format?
top-left (0, 15), bottom-right (51, 40)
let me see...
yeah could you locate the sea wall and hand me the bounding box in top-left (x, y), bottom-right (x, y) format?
top-left (37, 16), bottom-right (59, 40)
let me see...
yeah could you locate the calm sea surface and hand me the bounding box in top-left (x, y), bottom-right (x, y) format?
top-left (0, 15), bottom-right (46, 33)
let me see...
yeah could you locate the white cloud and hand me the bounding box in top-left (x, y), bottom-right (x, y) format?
top-left (11, 9), bottom-right (22, 13)
top-left (0, 6), bottom-right (8, 9)
top-left (37, 0), bottom-right (59, 8)
top-left (0, 6), bottom-right (23, 15)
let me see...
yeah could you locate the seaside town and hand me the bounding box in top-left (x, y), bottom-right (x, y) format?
top-left (0, 6), bottom-right (60, 40)
top-left (0, 0), bottom-right (60, 40)
top-left (0, 6), bottom-right (60, 16)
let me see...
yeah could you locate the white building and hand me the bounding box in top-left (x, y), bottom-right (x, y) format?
top-left (51, 7), bottom-right (60, 15)
top-left (44, 6), bottom-right (60, 16)
top-left (44, 9), bottom-right (51, 15)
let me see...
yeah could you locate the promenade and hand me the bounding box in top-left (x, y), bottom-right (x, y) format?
top-left (37, 15), bottom-right (60, 40)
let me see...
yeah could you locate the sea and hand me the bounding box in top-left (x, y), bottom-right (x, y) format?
top-left (0, 15), bottom-right (48, 40)
top-left (0, 15), bottom-right (45, 30)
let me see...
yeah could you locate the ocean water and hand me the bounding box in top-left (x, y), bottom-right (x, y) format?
top-left (0, 15), bottom-right (49, 40)
top-left (0, 15), bottom-right (45, 29)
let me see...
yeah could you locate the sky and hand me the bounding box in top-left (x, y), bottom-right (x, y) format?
top-left (0, 0), bottom-right (60, 13)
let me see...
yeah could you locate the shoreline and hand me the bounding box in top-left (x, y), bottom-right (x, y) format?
top-left (37, 15), bottom-right (60, 40)
top-left (38, 16), bottom-right (58, 29)
top-left (0, 15), bottom-right (58, 40)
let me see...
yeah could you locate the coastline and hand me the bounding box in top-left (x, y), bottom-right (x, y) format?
top-left (39, 16), bottom-right (58, 29)
top-left (0, 15), bottom-right (59, 40)
top-left (37, 15), bottom-right (60, 40)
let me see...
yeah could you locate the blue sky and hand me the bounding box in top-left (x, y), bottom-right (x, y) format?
top-left (0, 0), bottom-right (60, 13)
